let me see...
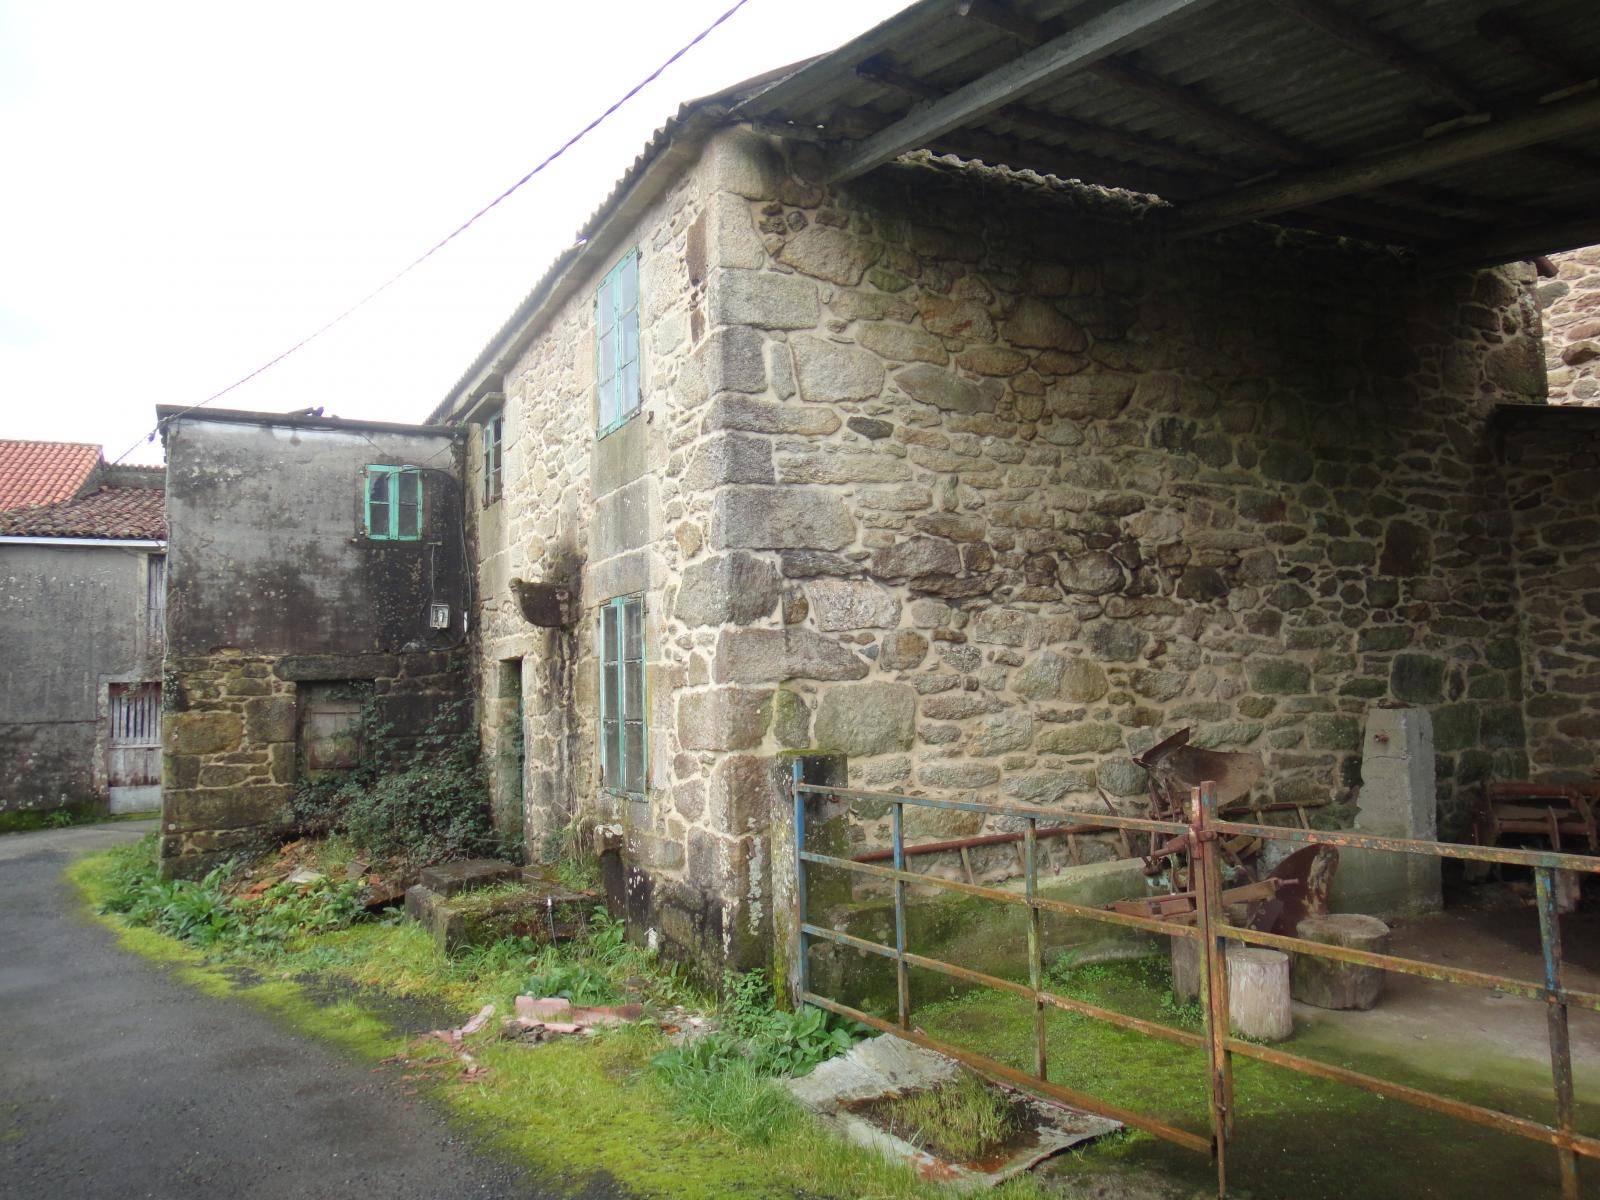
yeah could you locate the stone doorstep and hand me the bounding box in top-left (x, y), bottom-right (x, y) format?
top-left (404, 879), bottom-right (593, 955)
top-left (417, 858), bottom-right (522, 897)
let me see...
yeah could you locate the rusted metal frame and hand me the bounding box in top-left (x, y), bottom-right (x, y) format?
top-left (852, 820), bottom-right (1113, 864)
top-left (1211, 818), bottom-right (1600, 875)
top-left (1026, 818), bottom-right (1046, 1081)
top-left (1536, 867), bottom-right (1581, 1199)
top-left (802, 990), bottom-right (1214, 1156)
top-left (797, 848), bottom-right (1205, 940)
top-left (1191, 783), bottom-right (1232, 1196)
top-left (1216, 922), bottom-right (1600, 1014)
top-left (794, 780), bottom-right (1191, 838)
top-left (1224, 1036), bottom-right (1600, 1162)
top-left (798, 921), bottom-right (1207, 1051)
top-left (891, 800), bottom-right (910, 1030)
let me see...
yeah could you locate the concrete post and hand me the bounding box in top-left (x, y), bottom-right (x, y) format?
top-left (1330, 708), bottom-right (1443, 918)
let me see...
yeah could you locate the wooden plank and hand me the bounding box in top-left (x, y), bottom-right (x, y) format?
top-left (824, 0), bottom-right (1225, 182)
top-left (1178, 90), bottom-right (1600, 234)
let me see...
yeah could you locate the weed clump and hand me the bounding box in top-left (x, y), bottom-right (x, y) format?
top-left (98, 834), bottom-right (367, 953)
top-left (651, 970), bottom-right (863, 1142)
top-left (874, 1072), bottom-right (1022, 1162)
top-left (283, 700), bottom-right (510, 867)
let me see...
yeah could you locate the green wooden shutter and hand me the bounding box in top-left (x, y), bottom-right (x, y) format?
top-left (596, 249), bottom-right (640, 437)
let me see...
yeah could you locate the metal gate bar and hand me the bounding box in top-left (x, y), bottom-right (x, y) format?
top-left (791, 767), bottom-right (1600, 1198)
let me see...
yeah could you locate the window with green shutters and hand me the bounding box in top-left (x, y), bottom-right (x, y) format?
top-left (595, 248), bottom-right (640, 437)
top-left (364, 466), bottom-right (422, 540)
top-left (599, 595), bottom-right (645, 798)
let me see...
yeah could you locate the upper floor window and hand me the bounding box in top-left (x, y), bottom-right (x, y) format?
top-left (364, 466), bottom-right (422, 540)
top-left (483, 413), bottom-right (504, 505)
top-left (599, 594), bottom-right (645, 798)
top-left (596, 248), bottom-right (640, 437)
top-left (146, 553), bottom-right (166, 645)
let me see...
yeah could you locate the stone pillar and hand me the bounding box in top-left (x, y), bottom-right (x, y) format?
top-left (1329, 708), bottom-right (1442, 918)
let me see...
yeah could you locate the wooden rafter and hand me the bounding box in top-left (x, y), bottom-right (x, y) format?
top-left (1177, 90), bottom-right (1600, 234)
top-left (854, 58), bottom-right (1226, 173)
top-left (1426, 215), bottom-right (1600, 271)
top-left (1268, 0), bottom-right (1478, 114)
top-left (959, 0), bottom-right (1551, 228)
top-left (1476, 9), bottom-right (1595, 91)
top-left (821, 0), bottom-right (1225, 182)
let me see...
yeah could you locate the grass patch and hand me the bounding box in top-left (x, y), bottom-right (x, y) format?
top-left (919, 954), bottom-right (1596, 1199)
top-left (873, 1072), bottom-right (1021, 1163)
top-left (70, 839), bottom-right (1059, 1199)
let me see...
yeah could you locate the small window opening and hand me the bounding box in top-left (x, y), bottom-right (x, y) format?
top-left (596, 249), bottom-right (640, 437)
top-left (483, 413), bottom-right (504, 505)
top-left (599, 595), bottom-right (645, 797)
top-left (364, 466), bottom-right (423, 540)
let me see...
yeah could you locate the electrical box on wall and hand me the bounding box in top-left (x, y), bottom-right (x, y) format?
top-left (429, 603), bottom-right (451, 630)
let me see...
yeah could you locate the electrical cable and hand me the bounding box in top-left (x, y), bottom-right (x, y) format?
top-left (111, 0), bottom-right (755, 464)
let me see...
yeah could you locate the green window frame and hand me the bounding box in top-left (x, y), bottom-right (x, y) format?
top-left (364, 465), bottom-right (423, 540)
top-left (599, 595), bottom-right (645, 798)
top-left (483, 413), bottom-right (503, 505)
top-left (595, 248), bottom-right (640, 438)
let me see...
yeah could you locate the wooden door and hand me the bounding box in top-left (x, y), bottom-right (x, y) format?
top-left (108, 682), bottom-right (162, 813)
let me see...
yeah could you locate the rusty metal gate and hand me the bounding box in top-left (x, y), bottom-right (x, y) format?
top-left (107, 682), bottom-right (161, 813)
top-left (790, 766), bottom-right (1600, 1198)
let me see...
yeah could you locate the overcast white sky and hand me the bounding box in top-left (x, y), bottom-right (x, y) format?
top-left (0, 0), bottom-right (910, 465)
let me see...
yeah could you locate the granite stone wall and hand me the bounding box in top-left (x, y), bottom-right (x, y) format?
top-left (466, 126), bottom-right (1549, 978)
top-left (1502, 407), bottom-right (1600, 779)
top-left (161, 649), bottom-right (469, 874)
top-left (682, 134), bottom-right (1543, 867)
top-left (1538, 247), bottom-right (1600, 407)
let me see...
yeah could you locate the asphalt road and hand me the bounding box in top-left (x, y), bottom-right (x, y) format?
top-left (0, 822), bottom-right (607, 1200)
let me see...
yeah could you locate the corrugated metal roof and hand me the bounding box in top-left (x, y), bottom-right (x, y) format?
top-left (734, 0), bottom-right (1600, 250)
top-left (434, 0), bottom-right (1600, 421)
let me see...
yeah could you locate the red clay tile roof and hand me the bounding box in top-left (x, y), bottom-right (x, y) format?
top-left (0, 440), bottom-right (103, 509)
top-left (0, 484), bottom-right (167, 540)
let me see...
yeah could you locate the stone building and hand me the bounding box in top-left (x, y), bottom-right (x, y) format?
top-left (426, 0), bottom-right (1600, 974)
top-left (157, 409), bottom-right (470, 876)
top-left (1537, 247), bottom-right (1600, 406)
top-left (0, 441), bottom-right (167, 821)
top-left (156, 0), bottom-right (1600, 972)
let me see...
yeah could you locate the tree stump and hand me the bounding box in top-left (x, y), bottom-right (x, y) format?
top-left (1291, 914), bottom-right (1391, 1010)
top-left (1227, 948), bottom-right (1293, 1041)
top-left (1171, 941), bottom-right (1293, 1041)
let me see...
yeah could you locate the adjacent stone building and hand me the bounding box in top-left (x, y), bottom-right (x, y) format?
top-left (0, 442), bottom-right (167, 821)
top-left (1537, 248), bottom-right (1600, 407)
top-left (432, 116), bottom-right (1560, 976)
top-left (157, 409), bottom-right (470, 876)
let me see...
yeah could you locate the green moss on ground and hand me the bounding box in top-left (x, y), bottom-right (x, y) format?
top-left (917, 957), bottom-right (1595, 1200)
top-left (68, 847), bottom-right (1057, 1200)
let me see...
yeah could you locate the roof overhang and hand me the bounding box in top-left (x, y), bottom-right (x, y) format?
top-left (729, 0), bottom-right (1600, 265)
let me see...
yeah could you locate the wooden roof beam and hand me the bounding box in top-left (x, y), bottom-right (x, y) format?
top-left (1176, 89), bottom-right (1600, 234)
top-left (854, 58), bottom-right (1226, 173)
top-left (822, 0), bottom-right (1225, 182)
top-left (1268, 0), bottom-right (1479, 114)
top-left (1426, 214), bottom-right (1600, 271)
top-left (1476, 9), bottom-right (1595, 92)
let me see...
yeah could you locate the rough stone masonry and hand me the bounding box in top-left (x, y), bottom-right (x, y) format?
top-left (461, 125), bottom-right (1554, 978)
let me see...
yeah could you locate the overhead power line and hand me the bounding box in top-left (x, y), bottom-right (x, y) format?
top-left (114, 0), bottom-right (755, 464)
